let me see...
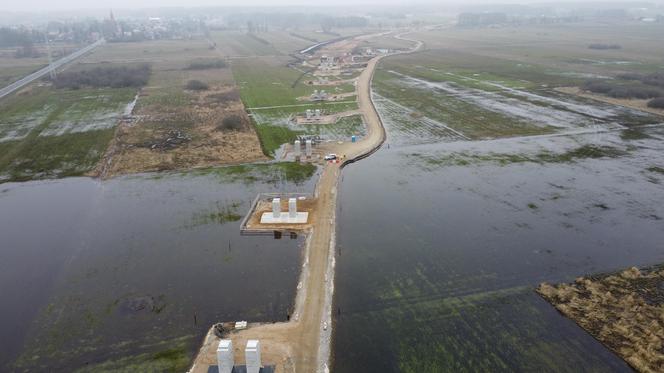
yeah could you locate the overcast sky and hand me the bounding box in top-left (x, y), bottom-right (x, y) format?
top-left (6, 0), bottom-right (416, 12)
top-left (4, 0), bottom-right (658, 13)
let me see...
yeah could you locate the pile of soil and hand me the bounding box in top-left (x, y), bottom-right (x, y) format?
top-left (538, 265), bottom-right (664, 372)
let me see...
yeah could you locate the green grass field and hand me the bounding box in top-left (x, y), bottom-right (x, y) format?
top-left (410, 22), bottom-right (664, 77)
top-left (231, 55), bottom-right (359, 155)
top-left (233, 57), bottom-right (318, 107)
top-left (380, 49), bottom-right (582, 88)
top-left (356, 35), bottom-right (417, 51)
top-left (210, 31), bottom-right (279, 56)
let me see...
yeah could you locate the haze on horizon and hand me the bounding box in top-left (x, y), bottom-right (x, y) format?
top-left (4, 0), bottom-right (662, 12)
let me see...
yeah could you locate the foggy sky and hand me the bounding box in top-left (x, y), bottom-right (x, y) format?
top-left (3, 0), bottom-right (656, 13)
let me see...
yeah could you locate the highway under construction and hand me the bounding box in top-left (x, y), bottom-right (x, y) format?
top-left (189, 30), bottom-right (422, 373)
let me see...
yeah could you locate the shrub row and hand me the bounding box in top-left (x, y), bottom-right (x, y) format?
top-left (186, 59), bottom-right (227, 70)
top-left (582, 80), bottom-right (663, 99)
top-left (588, 43), bottom-right (621, 50)
top-left (648, 97), bottom-right (664, 109)
top-left (54, 65), bottom-right (151, 89)
top-left (616, 72), bottom-right (664, 89)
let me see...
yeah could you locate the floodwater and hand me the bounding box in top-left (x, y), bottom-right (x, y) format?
top-left (333, 125), bottom-right (664, 371)
top-left (0, 168), bottom-right (316, 371)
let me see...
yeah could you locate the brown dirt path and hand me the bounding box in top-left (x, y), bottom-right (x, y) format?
top-left (189, 30), bottom-right (422, 373)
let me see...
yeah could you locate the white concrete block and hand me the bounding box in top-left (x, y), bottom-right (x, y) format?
top-left (305, 140), bottom-right (312, 157)
top-left (272, 198), bottom-right (281, 218)
top-left (288, 198), bottom-right (297, 218)
top-left (217, 340), bottom-right (233, 373)
top-left (260, 211), bottom-right (308, 224)
top-left (245, 340), bottom-right (261, 373)
top-left (294, 140), bottom-right (301, 157)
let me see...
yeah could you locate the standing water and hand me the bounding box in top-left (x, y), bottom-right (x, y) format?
top-left (333, 126), bottom-right (664, 371)
top-left (0, 165), bottom-right (317, 371)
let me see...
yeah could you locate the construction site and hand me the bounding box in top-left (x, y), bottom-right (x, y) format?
top-left (188, 30), bottom-right (420, 373)
top-left (5, 5), bottom-right (664, 373)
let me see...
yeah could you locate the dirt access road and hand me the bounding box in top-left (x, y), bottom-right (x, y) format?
top-left (189, 30), bottom-right (423, 373)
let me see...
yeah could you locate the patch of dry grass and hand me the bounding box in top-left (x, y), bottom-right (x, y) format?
top-left (98, 82), bottom-right (266, 178)
top-left (538, 266), bottom-right (664, 372)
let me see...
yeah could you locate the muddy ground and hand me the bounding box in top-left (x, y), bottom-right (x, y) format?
top-left (245, 196), bottom-right (317, 231)
top-left (538, 266), bottom-right (664, 373)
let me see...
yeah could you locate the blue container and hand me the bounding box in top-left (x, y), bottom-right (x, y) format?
top-left (351, 135), bottom-right (356, 143)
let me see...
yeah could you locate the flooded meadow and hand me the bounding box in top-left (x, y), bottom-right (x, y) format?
top-left (333, 83), bottom-right (664, 370)
top-left (0, 163), bottom-right (317, 371)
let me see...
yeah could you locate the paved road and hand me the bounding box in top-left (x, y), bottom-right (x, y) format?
top-left (0, 38), bottom-right (105, 100)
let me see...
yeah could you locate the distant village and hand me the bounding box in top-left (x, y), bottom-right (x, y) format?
top-left (457, 4), bottom-right (664, 27)
top-left (51, 11), bottom-right (209, 43)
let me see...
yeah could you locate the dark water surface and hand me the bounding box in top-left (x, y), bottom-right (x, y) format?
top-left (0, 169), bottom-right (316, 371)
top-left (333, 127), bottom-right (664, 372)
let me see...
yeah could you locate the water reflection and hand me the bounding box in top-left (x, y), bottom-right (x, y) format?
top-left (0, 169), bottom-right (316, 371)
top-left (333, 127), bottom-right (664, 371)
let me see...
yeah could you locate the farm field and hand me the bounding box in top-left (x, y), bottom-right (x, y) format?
top-left (255, 30), bottom-right (312, 53)
top-left (354, 35), bottom-right (415, 51)
top-left (0, 42), bottom-right (82, 86)
top-left (232, 56), bottom-right (356, 108)
top-left (0, 34), bottom-right (305, 182)
top-left (231, 55), bottom-right (362, 155)
top-left (209, 29), bottom-right (364, 57)
top-left (289, 27), bottom-right (372, 44)
top-left (373, 26), bottom-right (664, 142)
top-left (332, 22), bottom-right (664, 372)
top-left (0, 85), bottom-right (136, 182)
top-left (0, 63), bottom-right (46, 87)
top-left (74, 38), bottom-right (269, 177)
top-left (77, 39), bottom-right (216, 69)
top-left (410, 22), bottom-right (664, 71)
top-left (209, 31), bottom-right (280, 56)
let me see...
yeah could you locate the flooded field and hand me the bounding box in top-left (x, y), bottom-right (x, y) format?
top-left (332, 124), bottom-right (664, 370)
top-left (373, 93), bottom-right (468, 146)
top-left (0, 87), bottom-right (138, 182)
top-left (0, 164), bottom-right (317, 371)
top-left (0, 88), bottom-right (136, 143)
top-left (251, 107), bottom-right (366, 142)
top-left (373, 66), bottom-right (662, 142)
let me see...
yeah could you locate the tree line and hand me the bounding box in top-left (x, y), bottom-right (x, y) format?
top-left (582, 71), bottom-right (664, 109)
top-left (0, 27), bottom-right (44, 47)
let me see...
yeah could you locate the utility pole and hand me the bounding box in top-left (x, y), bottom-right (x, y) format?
top-left (44, 34), bottom-right (57, 80)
